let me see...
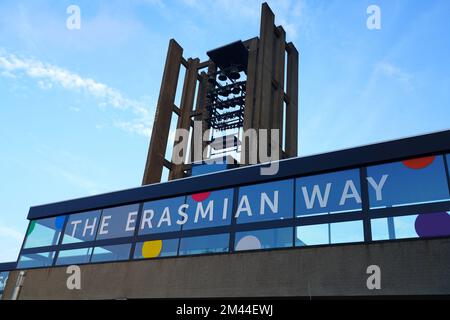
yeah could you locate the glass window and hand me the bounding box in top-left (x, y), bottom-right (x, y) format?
top-left (0, 271), bottom-right (9, 294)
top-left (134, 239), bottom-right (179, 259)
top-left (139, 197), bottom-right (185, 235)
top-left (55, 248), bottom-right (93, 266)
top-left (296, 224), bottom-right (329, 246)
top-left (371, 211), bottom-right (450, 241)
top-left (62, 210), bottom-right (102, 244)
top-left (91, 244), bottom-right (131, 263)
top-left (236, 179), bottom-right (294, 224)
top-left (330, 220), bottom-right (364, 244)
top-left (192, 162), bottom-right (228, 176)
top-left (96, 204), bottom-right (140, 240)
top-left (17, 252), bottom-right (55, 268)
top-left (447, 154), bottom-right (450, 176)
top-left (184, 189), bottom-right (233, 230)
top-left (23, 216), bottom-right (66, 248)
top-left (295, 220), bottom-right (364, 246)
top-left (179, 234), bottom-right (229, 256)
top-left (296, 169), bottom-right (361, 217)
top-left (371, 217), bottom-right (391, 240)
top-left (234, 227), bottom-right (293, 251)
top-left (367, 155), bottom-right (450, 209)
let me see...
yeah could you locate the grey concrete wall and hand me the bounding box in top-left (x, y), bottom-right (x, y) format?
top-left (3, 238), bottom-right (450, 299)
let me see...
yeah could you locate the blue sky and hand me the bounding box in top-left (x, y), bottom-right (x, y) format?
top-left (1, 0), bottom-right (450, 262)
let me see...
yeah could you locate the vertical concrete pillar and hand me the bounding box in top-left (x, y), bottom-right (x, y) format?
top-left (272, 26), bottom-right (286, 157)
top-left (254, 3), bottom-right (275, 132)
top-left (241, 38), bottom-right (259, 166)
top-left (169, 58), bottom-right (200, 180)
top-left (142, 39), bottom-right (183, 185)
top-left (285, 42), bottom-right (298, 158)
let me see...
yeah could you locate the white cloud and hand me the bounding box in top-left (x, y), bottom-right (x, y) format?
top-left (115, 120), bottom-right (152, 138)
top-left (0, 222), bottom-right (23, 262)
top-left (0, 223), bottom-right (23, 242)
top-left (179, 0), bottom-right (308, 41)
top-left (0, 48), bottom-right (153, 136)
top-left (69, 106), bottom-right (81, 112)
top-left (48, 167), bottom-right (104, 196)
top-left (375, 61), bottom-right (414, 90)
top-left (37, 79), bottom-right (53, 90)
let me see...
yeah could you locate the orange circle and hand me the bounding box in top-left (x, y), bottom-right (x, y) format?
top-left (402, 156), bottom-right (435, 169)
top-left (192, 192), bottom-right (211, 202)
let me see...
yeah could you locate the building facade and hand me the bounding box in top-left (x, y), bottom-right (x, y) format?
top-left (2, 130), bottom-right (450, 299)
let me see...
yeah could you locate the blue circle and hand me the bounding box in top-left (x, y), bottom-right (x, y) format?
top-left (55, 216), bottom-right (65, 230)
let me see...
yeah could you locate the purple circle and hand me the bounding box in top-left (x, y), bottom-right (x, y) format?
top-left (415, 212), bottom-right (450, 238)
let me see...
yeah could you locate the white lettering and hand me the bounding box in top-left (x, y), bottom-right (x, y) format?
top-left (98, 216), bottom-right (110, 235)
top-left (70, 220), bottom-right (82, 237)
top-left (302, 183), bottom-right (332, 209)
top-left (367, 175), bottom-right (389, 201)
top-left (195, 201), bottom-right (214, 222)
top-left (177, 204), bottom-right (189, 225)
top-left (260, 191), bottom-right (278, 215)
top-left (222, 198), bottom-right (229, 220)
top-left (125, 211), bottom-right (138, 232)
top-left (157, 207), bottom-right (172, 227)
top-left (140, 209), bottom-right (154, 230)
top-left (235, 195), bottom-right (252, 218)
top-left (83, 218), bottom-right (97, 237)
top-left (339, 180), bottom-right (362, 205)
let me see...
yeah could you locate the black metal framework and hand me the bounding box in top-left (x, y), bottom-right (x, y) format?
top-left (15, 130), bottom-right (450, 270)
top-left (205, 80), bottom-right (246, 131)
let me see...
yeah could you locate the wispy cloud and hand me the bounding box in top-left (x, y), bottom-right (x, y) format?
top-left (375, 61), bottom-right (414, 91)
top-left (48, 167), bottom-right (103, 195)
top-left (114, 120), bottom-right (152, 138)
top-left (0, 222), bottom-right (23, 242)
top-left (0, 221), bottom-right (23, 261)
top-left (32, 145), bottom-right (111, 196)
top-left (0, 48), bottom-right (153, 137)
top-left (179, 0), bottom-right (307, 41)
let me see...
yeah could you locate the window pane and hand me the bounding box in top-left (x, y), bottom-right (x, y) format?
top-left (55, 248), bottom-right (92, 266)
top-left (96, 204), bottom-right (140, 240)
top-left (0, 272), bottom-right (10, 294)
top-left (447, 154), bottom-right (450, 176)
top-left (17, 252), bottom-right (55, 268)
top-left (62, 210), bottom-right (101, 244)
top-left (295, 221), bottom-right (364, 246)
top-left (367, 155), bottom-right (450, 208)
top-left (371, 212), bottom-right (450, 241)
top-left (91, 244), bottom-right (131, 263)
top-left (139, 197), bottom-right (184, 235)
top-left (330, 220), bottom-right (364, 244)
top-left (371, 217), bottom-right (391, 240)
top-left (296, 224), bottom-right (329, 246)
top-left (296, 169), bottom-right (361, 217)
top-left (235, 227), bottom-right (293, 251)
top-left (134, 239), bottom-right (179, 259)
top-left (184, 189), bottom-right (233, 230)
top-left (236, 179), bottom-right (294, 224)
top-left (179, 234), bottom-right (229, 256)
top-left (24, 216), bottom-right (66, 248)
